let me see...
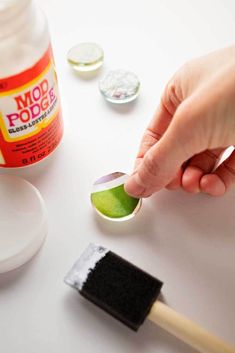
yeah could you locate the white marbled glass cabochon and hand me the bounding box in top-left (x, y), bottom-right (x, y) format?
top-left (99, 70), bottom-right (140, 104)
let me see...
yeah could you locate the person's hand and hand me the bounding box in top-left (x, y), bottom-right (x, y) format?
top-left (125, 46), bottom-right (235, 198)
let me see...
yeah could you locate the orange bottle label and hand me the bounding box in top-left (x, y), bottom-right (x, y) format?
top-left (0, 45), bottom-right (63, 168)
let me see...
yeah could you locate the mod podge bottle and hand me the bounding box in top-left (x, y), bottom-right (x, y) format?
top-left (0, 0), bottom-right (63, 168)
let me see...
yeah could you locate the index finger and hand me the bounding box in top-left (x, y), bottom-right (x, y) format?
top-left (134, 100), bottom-right (173, 170)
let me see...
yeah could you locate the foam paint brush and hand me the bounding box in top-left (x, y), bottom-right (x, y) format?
top-left (64, 244), bottom-right (235, 353)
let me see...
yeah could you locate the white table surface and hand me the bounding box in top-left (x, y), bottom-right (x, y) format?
top-left (1, 1), bottom-right (235, 352)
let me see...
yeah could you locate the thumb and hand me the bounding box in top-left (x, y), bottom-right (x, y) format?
top-left (125, 100), bottom-right (206, 197)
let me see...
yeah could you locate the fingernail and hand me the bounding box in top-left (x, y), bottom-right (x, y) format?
top-left (200, 175), bottom-right (226, 196)
top-left (124, 175), bottom-right (146, 197)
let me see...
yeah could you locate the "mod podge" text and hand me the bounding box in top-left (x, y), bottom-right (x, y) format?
top-left (6, 79), bottom-right (56, 127)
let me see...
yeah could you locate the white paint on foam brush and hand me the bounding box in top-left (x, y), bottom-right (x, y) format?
top-left (64, 243), bottom-right (108, 290)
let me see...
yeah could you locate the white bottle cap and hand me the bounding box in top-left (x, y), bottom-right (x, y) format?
top-left (0, 175), bottom-right (48, 273)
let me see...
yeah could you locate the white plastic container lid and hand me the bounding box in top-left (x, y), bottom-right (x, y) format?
top-left (0, 174), bottom-right (48, 273)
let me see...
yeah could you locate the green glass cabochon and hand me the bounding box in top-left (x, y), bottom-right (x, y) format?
top-left (91, 172), bottom-right (142, 221)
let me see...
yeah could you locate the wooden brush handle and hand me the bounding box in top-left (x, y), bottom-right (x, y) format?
top-left (148, 301), bottom-right (235, 353)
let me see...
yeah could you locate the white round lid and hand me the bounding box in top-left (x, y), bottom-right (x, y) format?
top-left (0, 175), bottom-right (48, 273)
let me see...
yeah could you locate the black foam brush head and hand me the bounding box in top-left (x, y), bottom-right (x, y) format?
top-left (65, 244), bottom-right (163, 331)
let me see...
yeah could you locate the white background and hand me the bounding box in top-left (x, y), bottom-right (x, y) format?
top-left (1, 1), bottom-right (235, 352)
